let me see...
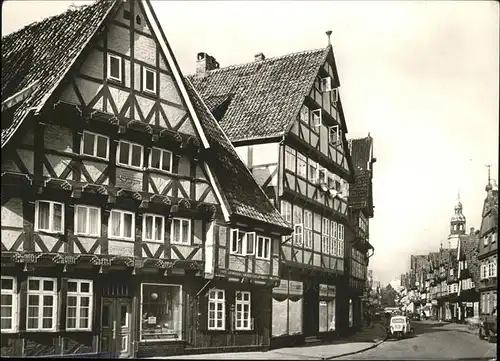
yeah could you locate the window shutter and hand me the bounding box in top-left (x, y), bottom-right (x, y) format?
top-left (197, 292), bottom-right (208, 332)
top-left (19, 278), bottom-right (28, 332)
top-left (60, 278), bottom-right (68, 332)
top-left (230, 229), bottom-right (238, 254)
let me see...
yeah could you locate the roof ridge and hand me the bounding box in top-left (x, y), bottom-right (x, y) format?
top-left (190, 46), bottom-right (328, 77)
top-left (1, 0), bottom-right (104, 41)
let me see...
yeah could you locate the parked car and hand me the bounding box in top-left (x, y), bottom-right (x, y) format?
top-left (387, 315), bottom-right (414, 339)
top-left (479, 307), bottom-right (497, 342)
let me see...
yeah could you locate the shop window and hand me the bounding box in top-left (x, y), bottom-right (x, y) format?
top-left (1, 276), bottom-right (17, 333)
top-left (318, 284), bottom-right (336, 332)
top-left (208, 289), bottom-right (225, 331)
top-left (66, 279), bottom-right (93, 331)
top-left (141, 284), bottom-right (183, 340)
top-left (26, 277), bottom-right (58, 331)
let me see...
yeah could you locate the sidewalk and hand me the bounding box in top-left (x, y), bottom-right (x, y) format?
top-left (147, 324), bottom-right (387, 360)
top-left (418, 319), bottom-right (480, 336)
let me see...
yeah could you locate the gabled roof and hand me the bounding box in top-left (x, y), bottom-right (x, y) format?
top-left (1, 0), bottom-right (291, 232)
top-left (188, 47), bottom-right (330, 142)
top-left (479, 189), bottom-right (498, 237)
top-left (458, 234), bottom-right (481, 285)
top-left (348, 135), bottom-right (374, 213)
top-left (1, 0), bottom-right (118, 148)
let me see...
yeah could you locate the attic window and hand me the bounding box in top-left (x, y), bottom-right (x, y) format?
top-left (143, 67), bottom-right (157, 94)
top-left (328, 125), bottom-right (342, 146)
top-left (320, 77), bottom-right (332, 92)
top-left (107, 54), bottom-right (122, 82)
top-left (312, 109), bottom-right (322, 127)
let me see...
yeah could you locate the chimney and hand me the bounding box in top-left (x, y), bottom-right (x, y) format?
top-left (470, 227), bottom-right (475, 235)
top-left (196, 52), bottom-right (219, 75)
top-left (254, 52), bottom-right (265, 62)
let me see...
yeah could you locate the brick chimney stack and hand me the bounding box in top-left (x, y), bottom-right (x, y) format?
top-left (196, 52), bottom-right (219, 75)
top-left (254, 53), bottom-right (265, 62)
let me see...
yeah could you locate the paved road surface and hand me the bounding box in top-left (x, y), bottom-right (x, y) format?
top-left (337, 321), bottom-right (497, 360)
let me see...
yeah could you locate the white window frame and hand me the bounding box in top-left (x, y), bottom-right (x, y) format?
top-left (312, 109), bottom-right (322, 127)
top-left (117, 140), bottom-right (144, 169)
top-left (208, 289), bottom-right (225, 331)
top-left (256, 236), bottom-right (271, 260)
top-left (66, 279), bottom-right (93, 331)
top-left (322, 218), bottom-right (330, 255)
top-left (26, 277), bottom-right (58, 332)
top-left (80, 131), bottom-right (109, 160)
top-left (170, 217), bottom-right (192, 245)
top-left (304, 210), bottom-right (313, 249)
top-left (108, 209), bottom-right (135, 240)
top-left (281, 201), bottom-right (292, 224)
top-left (337, 224), bottom-right (344, 258)
top-left (35, 200), bottom-right (65, 234)
top-left (331, 88), bottom-right (339, 102)
top-left (330, 220), bottom-right (338, 256)
top-left (296, 152), bottom-right (307, 178)
top-left (234, 291), bottom-right (252, 331)
top-left (284, 147), bottom-right (296, 172)
top-left (107, 54), bottom-right (123, 82)
top-left (1, 276), bottom-right (18, 333)
top-left (309, 161), bottom-right (319, 183)
top-left (149, 147), bottom-right (173, 172)
top-left (142, 213), bottom-right (165, 243)
top-left (294, 224), bottom-right (303, 247)
top-left (230, 229), bottom-right (255, 256)
top-left (74, 205), bottom-right (101, 237)
top-left (142, 67), bottom-right (157, 94)
top-left (320, 76), bottom-right (332, 92)
top-left (329, 125), bottom-right (342, 146)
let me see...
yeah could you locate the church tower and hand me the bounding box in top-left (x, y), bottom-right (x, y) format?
top-left (448, 192), bottom-right (466, 248)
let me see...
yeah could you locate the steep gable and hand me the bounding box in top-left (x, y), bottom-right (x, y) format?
top-left (348, 135), bottom-right (374, 214)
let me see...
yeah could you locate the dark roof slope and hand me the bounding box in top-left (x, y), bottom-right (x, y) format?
top-left (458, 235), bottom-right (481, 285)
top-left (185, 79), bottom-right (291, 231)
top-left (1, 0), bottom-right (117, 147)
top-left (479, 189), bottom-right (498, 237)
top-left (188, 48), bottom-right (329, 142)
top-left (348, 136), bottom-right (374, 211)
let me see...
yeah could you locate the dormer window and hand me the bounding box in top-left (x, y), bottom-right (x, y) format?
top-left (329, 125), bottom-right (342, 146)
top-left (107, 54), bottom-right (122, 82)
top-left (312, 109), bottom-right (322, 127)
top-left (143, 67), bottom-right (157, 94)
top-left (320, 77), bottom-right (332, 92)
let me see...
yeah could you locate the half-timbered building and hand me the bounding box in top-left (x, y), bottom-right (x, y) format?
top-left (347, 135), bottom-right (376, 328)
top-left (1, 0), bottom-right (292, 357)
top-left (190, 38), bottom-right (375, 346)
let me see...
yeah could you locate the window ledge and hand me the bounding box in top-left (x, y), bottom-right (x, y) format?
top-left (170, 242), bottom-right (192, 247)
top-left (75, 233), bottom-right (100, 238)
top-left (35, 230), bottom-right (64, 236)
top-left (79, 153), bottom-right (109, 163)
top-left (116, 164), bottom-right (145, 172)
top-left (108, 237), bottom-right (135, 242)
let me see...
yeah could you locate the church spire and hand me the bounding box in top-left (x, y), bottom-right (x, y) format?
top-left (450, 191), bottom-right (466, 237)
top-left (485, 165), bottom-right (492, 192)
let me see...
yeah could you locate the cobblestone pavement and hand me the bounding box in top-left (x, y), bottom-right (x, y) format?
top-left (337, 321), bottom-right (496, 360)
top-left (148, 323), bottom-right (387, 360)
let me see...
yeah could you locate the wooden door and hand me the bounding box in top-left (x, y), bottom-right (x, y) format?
top-left (101, 298), bottom-right (132, 358)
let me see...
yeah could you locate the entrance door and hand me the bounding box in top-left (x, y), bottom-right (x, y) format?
top-left (101, 298), bottom-right (132, 358)
top-left (302, 280), bottom-right (319, 336)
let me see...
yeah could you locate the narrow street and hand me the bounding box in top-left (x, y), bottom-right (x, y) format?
top-left (338, 321), bottom-right (497, 360)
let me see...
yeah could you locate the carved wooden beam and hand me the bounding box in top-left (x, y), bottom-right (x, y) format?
top-left (118, 125), bottom-right (126, 134)
top-left (178, 198), bottom-right (191, 209)
top-left (132, 192), bottom-right (142, 201)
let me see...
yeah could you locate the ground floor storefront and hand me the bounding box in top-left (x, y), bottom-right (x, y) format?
top-left (0, 264), bottom-right (275, 358)
top-left (269, 267), bottom-right (349, 349)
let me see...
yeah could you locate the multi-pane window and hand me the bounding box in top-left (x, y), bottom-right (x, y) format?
top-left (299, 105), bottom-right (309, 124)
top-left (26, 277), bottom-right (57, 331)
top-left (230, 229), bottom-right (255, 256)
top-left (117, 140), bottom-right (144, 168)
top-left (143, 67), bottom-right (157, 94)
top-left (35, 200), bottom-right (64, 234)
top-left (81, 131), bottom-right (109, 159)
top-left (297, 152), bottom-right (307, 178)
top-left (281, 201), bottom-right (292, 224)
top-left (149, 147), bottom-right (172, 172)
top-left (143, 214), bottom-right (165, 243)
top-left (330, 221), bottom-right (338, 257)
top-left (337, 224), bottom-right (344, 257)
top-left (66, 279), bottom-right (93, 331)
top-left (235, 291), bottom-right (251, 330)
top-left (107, 54), bottom-right (122, 82)
top-left (256, 236), bottom-right (271, 260)
top-left (109, 209), bottom-right (135, 240)
top-left (171, 218), bottom-right (191, 245)
top-left (293, 206), bottom-right (303, 247)
top-left (74, 205), bottom-right (100, 237)
top-left (285, 147), bottom-right (296, 171)
top-left (1, 277), bottom-right (17, 332)
top-left (208, 289), bottom-right (225, 330)
top-left (308, 160), bottom-right (318, 183)
top-left (322, 218), bottom-right (330, 254)
top-left (304, 210), bottom-right (313, 249)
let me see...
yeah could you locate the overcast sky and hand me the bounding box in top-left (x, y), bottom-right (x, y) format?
top-left (2, 0), bottom-right (499, 285)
